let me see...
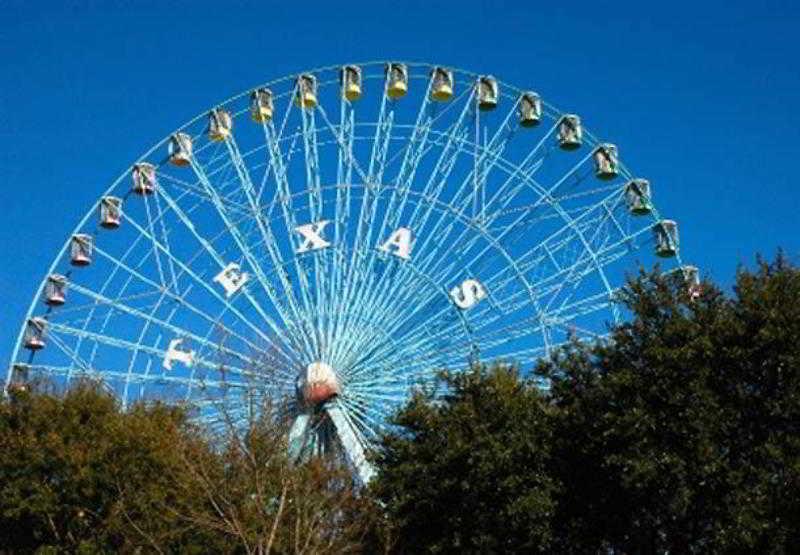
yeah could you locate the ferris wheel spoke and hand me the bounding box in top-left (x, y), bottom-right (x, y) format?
top-left (73, 228), bottom-right (171, 375)
top-left (331, 303), bottom-right (426, 378)
top-left (478, 230), bottom-right (637, 321)
top-left (478, 122), bottom-right (560, 217)
top-left (358, 287), bottom-right (558, 379)
top-left (47, 332), bottom-right (94, 375)
top-left (336, 100), bottom-right (355, 187)
top-left (328, 102), bottom-right (358, 360)
top-left (140, 192), bottom-right (170, 287)
top-left (156, 172), bottom-right (253, 216)
top-left (150, 191), bottom-right (182, 291)
top-left (334, 76), bottom-right (398, 335)
top-left (47, 322), bottom-right (258, 380)
top-left (122, 289), bottom-right (184, 404)
top-left (378, 82), bottom-right (469, 179)
top-left (300, 108), bottom-right (323, 219)
top-left (342, 81), bottom-right (434, 317)
top-left (299, 108), bottom-right (337, 356)
top-left (539, 203), bottom-right (624, 315)
top-left (93, 222), bottom-right (303, 365)
top-left (26, 363), bottom-right (255, 392)
top-left (367, 74), bottom-right (395, 184)
top-left (315, 104), bottom-right (370, 185)
top-left (353, 76), bottom-right (435, 291)
top-left (488, 152), bottom-right (596, 243)
top-left (419, 100), bottom-right (518, 233)
top-left (88, 248), bottom-right (253, 349)
top-left (187, 156), bottom-right (303, 333)
top-left (148, 184), bottom-right (309, 361)
top-left (514, 201), bottom-right (621, 272)
top-left (365, 215), bottom-right (541, 348)
top-left (346, 91), bottom-right (478, 335)
top-left (397, 133), bottom-right (551, 290)
top-left (65, 282), bottom-right (257, 366)
top-left (223, 134), bottom-right (318, 356)
top-left (548, 252), bottom-right (629, 322)
top-left (490, 225), bottom-right (629, 304)
top-left (259, 120), bottom-right (327, 360)
top-left (408, 157), bottom-right (611, 325)
top-left (391, 83), bottom-right (436, 192)
top-left (519, 204), bottom-right (647, 293)
top-left (343, 315), bottom-right (464, 383)
top-left (253, 89), bottom-right (299, 206)
top-left (544, 289), bottom-right (619, 324)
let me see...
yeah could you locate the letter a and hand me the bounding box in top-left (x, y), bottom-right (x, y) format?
top-left (295, 220), bottom-right (331, 253)
top-left (379, 227), bottom-right (413, 260)
top-left (450, 278), bottom-right (487, 310)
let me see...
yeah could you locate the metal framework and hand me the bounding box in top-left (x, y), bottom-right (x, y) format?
top-left (5, 62), bottom-right (686, 485)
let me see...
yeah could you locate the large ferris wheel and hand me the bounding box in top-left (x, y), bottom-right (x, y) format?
top-left (6, 62), bottom-right (691, 484)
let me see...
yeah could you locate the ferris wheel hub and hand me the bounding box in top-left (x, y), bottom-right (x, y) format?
top-left (297, 361), bottom-right (340, 406)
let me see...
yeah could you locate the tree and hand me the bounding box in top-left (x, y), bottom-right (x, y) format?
top-left (0, 380), bottom-right (218, 553)
top-left (372, 253), bottom-right (800, 554)
top-left (370, 365), bottom-right (559, 554)
top-left (0, 381), bottom-right (376, 553)
top-left (537, 254), bottom-right (800, 553)
top-left (152, 394), bottom-right (374, 554)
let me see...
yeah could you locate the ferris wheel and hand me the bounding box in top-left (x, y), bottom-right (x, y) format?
top-left (6, 62), bottom-right (692, 484)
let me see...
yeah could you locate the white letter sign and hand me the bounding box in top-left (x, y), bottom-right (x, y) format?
top-left (295, 220), bottom-right (331, 253)
top-left (379, 227), bottom-right (413, 260)
top-left (163, 338), bottom-right (195, 370)
top-left (450, 278), bottom-right (487, 310)
top-left (213, 262), bottom-right (249, 298)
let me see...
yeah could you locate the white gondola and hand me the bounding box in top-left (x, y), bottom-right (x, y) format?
top-left (625, 179), bottom-right (652, 215)
top-left (70, 233), bottom-right (93, 266)
top-left (341, 65), bottom-right (362, 102)
top-left (208, 108), bottom-right (233, 141)
top-left (558, 114), bottom-right (582, 150)
top-left (132, 163), bottom-right (157, 195)
top-left (24, 318), bottom-right (47, 350)
top-left (8, 363), bottom-right (30, 393)
top-left (681, 265), bottom-right (702, 299)
top-left (99, 196), bottom-right (122, 229)
top-left (654, 219), bottom-right (679, 257)
top-left (251, 88), bottom-right (274, 122)
top-left (294, 74), bottom-right (318, 109)
top-left (44, 274), bottom-right (67, 306)
top-left (477, 75), bottom-right (498, 111)
top-left (168, 133), bottom-right (193, 166)
top-left (430, 66), bottom-right (454, 102)
top-left (385, 62), bottom-right (408, 99)
top-left (519, 92), bottom-right (542, 127)
top-left (594, 143), bottom-right (619, 180)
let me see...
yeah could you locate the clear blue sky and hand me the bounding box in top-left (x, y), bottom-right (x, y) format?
top-left (1, 0), bottom-right (798, 367)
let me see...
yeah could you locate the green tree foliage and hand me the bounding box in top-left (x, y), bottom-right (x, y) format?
top-left (0, 384), bottom-right (372, 553)
top-left (0, 380), bottom-right (219, 553)
top-left (537, 254), bottom-right (800, 553)
top-left (374, 254), bottom-right (800, 554)
top-left (370, 365), bottom-right (559, 553)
